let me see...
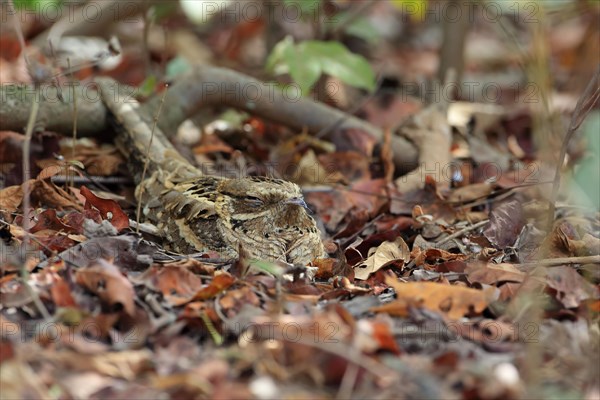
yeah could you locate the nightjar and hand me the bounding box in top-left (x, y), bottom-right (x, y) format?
top-left (97, 76), bottom-right (324, 265)
top-left (150, 175), bottom-right (325, 264)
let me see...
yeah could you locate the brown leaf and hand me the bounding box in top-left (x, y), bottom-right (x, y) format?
top-left (350, 179), bottom-right (389, 218)
top-left (192, 273), bottom-right (236, 301)
top-left (447, 182), bottom-right (494, 204)
top-left (389, 183), bottom-right (457, 221)
top-left (219, 285), bottom-right (261, 315)
top-left (0, 131), bottom-right (25, 163)
top-left (75, 259), bottom-right (136, 316)
top-left (317, 151), bottom-right (370, 182)
top-left (37, 163), bottom-right (67, 180)
top-left (0, 185), bottom-right (22, 213)
top-left (330, 127), bottom-right (378, 155)
top-left (28, 179), bottom-right (82, 210)
top-left (61, 209), bottom-right (103, 234)
top-left (355, 319), bottom-right (401, 355)
top-left (354, 236), bottom-right (410, 280)
top-left (50, 274), bottom-right (78, 307)
top-left (193, 129), bottom-right (234, 155)
top-left (483, 200), bottom-right (525, 248)
top-left (294, 149), bottom-right (332, 185)
top-left (466, 262), bottom-right (526, 285)
top-left (546, 266), bottom-right (599, 309)
top-left (411, 247), bottom-right (468, 268)
top-left (29, 209), bottom-right (77, 234)
top-left (36, 235), bottom-right (146, 271)
top-left (80, 186), bottom-right (129, 231)
top-left (395, 103), bottom-right (452, 192)
top-left (313, 258), bottom-right (336, 280)
top-left (376, 278), bottom-right (497, 320)
top-left (35, 234), bottom-right (76, 254)
top-left (142, 265), bottom-right (204, 306)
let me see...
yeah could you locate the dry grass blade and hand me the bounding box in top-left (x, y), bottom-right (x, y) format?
top-left (547, 65), bottom-right (600, 229)
top-left (135, 84), bottom-right (169, 233)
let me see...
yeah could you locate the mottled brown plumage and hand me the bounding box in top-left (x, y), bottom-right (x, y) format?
top-left (148, 175), bottom-right (324, 264)
top-left (97, 77), bottom-right (324, 264)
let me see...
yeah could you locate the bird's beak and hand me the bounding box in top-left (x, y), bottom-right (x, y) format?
top-left (285, 197), bottom-right (309, 210)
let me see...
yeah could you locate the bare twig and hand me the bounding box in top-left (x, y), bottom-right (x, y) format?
top-left (435, 220), bottom-right (490, 246)
top-left (547, 65), bottom-right (600, 229)
top-left (67, 58), bottom-right (78, 161)
top-left (518, 255), bottom-right (600, 269)
top-left (136, 84), bottom-right (169, 233)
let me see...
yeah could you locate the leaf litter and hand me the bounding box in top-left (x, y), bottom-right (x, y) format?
top-left (1, 4), bottom-right (599, 400)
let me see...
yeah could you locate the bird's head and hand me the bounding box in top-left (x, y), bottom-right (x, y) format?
top-left (217, 176), bottom-right (309, 220)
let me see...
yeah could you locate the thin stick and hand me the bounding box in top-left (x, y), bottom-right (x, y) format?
top-left (20, 96), bottom-right (54, 321)
top-left (7, 0), bottom-right (52, 321)
top-left (7, 0), bottom-right (29, 66)
top-left (435, 220), bottom-right (489, 246)
top-left (21, 95), bottom-right (39, 232)
top-left (135, 84), bottom-right (169, 233)
top-left (546, 65), bottom-right (600, 229)
top-left (68, 58), bottom-right (78, 161)
top-left (336, 352), bottom-right (360, 400)
top-left (518, 255), bottom-right (600, 269)
top-left (6, 122), bottom-right (53, 322)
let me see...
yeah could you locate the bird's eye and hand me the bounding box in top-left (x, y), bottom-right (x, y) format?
top-left (245, 196), bottom-right (264, 206)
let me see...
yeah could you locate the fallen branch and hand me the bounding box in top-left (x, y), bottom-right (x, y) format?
top-left (0, 66), bottom-right (420, 171)
top-left (0, 83), bottom-right (107, 135)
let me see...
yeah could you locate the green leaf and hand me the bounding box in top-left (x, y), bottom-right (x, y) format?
top-left (287, 47), bottom-right (321, 96)
top-left (13, 0), bottom-right (61, 9)
top-left (67, 160), bottom-right (85, 170)
top-left (249, 259), bottom-right (284, 277)
top-left (267, 38), bottom-right (376, 95)
top-left (343, 17), bottom-right (380, 44)
top-left (390, 0), bottom-right (427, 21)
top-left (301, 41), bottom-right (376, 91)
top-left (137, 75), bottom-right (158, 97)
top-left (324, 12), bottom-right (379, 44)
top-left (282, 0), bottom-right (321, 17)
top-left (151, 3), bottom-right (178, 21)
top-left (266, 36), bottom-right (321, 96)
top-left (265, 36), bottom-right (294, 74)
top-left (572, 111), bottom-right (600, 209)
top-left (166, 56), bottom-right (191, 79)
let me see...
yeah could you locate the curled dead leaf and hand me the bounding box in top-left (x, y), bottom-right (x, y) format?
top-left (466, 262), bottom-right (526, 286)
top-left (80, 186), bottom-right (129, 232)
top-left (75, 259), bottom-right (136, 316)
top-left (374, 277), bottom-right (498, 320)
top-left (354, 236), bottom-right (410, 280)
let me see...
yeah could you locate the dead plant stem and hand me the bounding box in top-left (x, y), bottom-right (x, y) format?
top-left (135, 84), bottom-right (169, 232)
top-left (546, 65), bottom-right (600, 229)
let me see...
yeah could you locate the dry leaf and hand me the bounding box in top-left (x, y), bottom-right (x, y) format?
top-left (466, 262), bottom-right (526, 285)
top-left (395, 103), bottom-right (452, 192)
top-left (354, 236), bottom-right (410, 280)
top-left (191, 273), bottom-right (236, 301)
top-left (148, 265), bottom-right (204, 306)
top-left (0, 185), bottom-right (22, 213)
top-left (75, 259), bottom-right (136, 316)
top-left (376, 277), bottom-right (497, 320)
top-left (546, 266), bottom-right (599, 309)
top-left (483, 200), bottom-right (525, 248)
top-left (447, 183), bottom-right (493, 204)
top-left (27, 179), bottom-right (82, 210)
top-left (80, 186), bottom-right (130, 232)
